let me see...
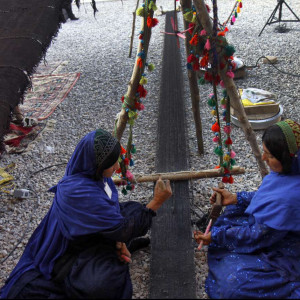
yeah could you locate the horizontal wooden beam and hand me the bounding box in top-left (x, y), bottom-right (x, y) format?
top-left (113, 166), bottom-right (245, 184)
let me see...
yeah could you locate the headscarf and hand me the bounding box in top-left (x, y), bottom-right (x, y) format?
top-left (1, 129), bottom-right (123, 298)
top-left (276, 119), bottom-right (300, 174)
top-left (245, 119), bottom-right (300, 231)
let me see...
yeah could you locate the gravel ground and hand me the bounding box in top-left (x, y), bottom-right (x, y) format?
top-left (1, 0), bottom-right (300, 298)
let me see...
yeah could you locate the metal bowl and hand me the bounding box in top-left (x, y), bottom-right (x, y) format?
top-left (231, 105), bottom-right (283, 130)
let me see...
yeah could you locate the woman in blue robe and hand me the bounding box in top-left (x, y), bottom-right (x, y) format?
top-left (0, 129), bottom-right (172, 299)
top-left (195, 119), bottom-right (300, 299)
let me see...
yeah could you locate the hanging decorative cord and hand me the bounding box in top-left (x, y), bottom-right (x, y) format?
top-left (114, 0), bottom-right (158, 195)
top-left (218, 0), bottom-right (243, 35)
top-left (184, 0), bottom-right (237, 184)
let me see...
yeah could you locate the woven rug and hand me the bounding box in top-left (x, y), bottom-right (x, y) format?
top-left (20, 72), bottom-right (80, 120)
top-left (35, 60), bottom-right (69, 75)
top-left (4, 122), bottom-right (47, 154)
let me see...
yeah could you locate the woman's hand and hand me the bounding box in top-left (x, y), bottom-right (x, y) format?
top-left (210, 187), bottom-right (237, 206)
top-left (146, 176), bottom-right (172, 211)
top-left (116, 242), bottom-right (132, 264)
top-left (193, 230), bottom-right (212, 246)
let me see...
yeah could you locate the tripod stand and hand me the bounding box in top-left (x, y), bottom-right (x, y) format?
top-left (259, 0), bottom-right (300, 36)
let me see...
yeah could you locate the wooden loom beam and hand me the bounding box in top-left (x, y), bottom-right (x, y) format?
top-left (113, 165), bottom-right (245, 184)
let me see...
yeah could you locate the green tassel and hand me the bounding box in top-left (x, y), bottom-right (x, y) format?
top-left (148, 1), bottom-right (157, 11)
top-left (220, 97), bottom-right (226, 105)
top-left (131, 144), bottom-right (136, 154)
top-left (122, 188), bottom-right (128, 195)
top-left (208, 98), bottom-right (216, 107)
top-left (136, 7), bottom-right (145, 16)
top-left (191, 14), bottom-right (197, 24)
top-left (148, 63), bottom-right (155, 72)
top-left (222, 162), bottom-right (228, 168)
top-left (198, 77), bottom-right (206, 85)
top-left (222, 89), bottom-right (228, 97)
top-left (230, 158), bottom-right (236, 166)
top-left (128, 118), bottom-right (135, 126)
top-left (128, 110), bottom-right (138, 119)
top-left (214, 146), bottom-right (224, 156)
top-left (139, 76), bottom-right (148, 85)
top-left (235, 11), bottom-right (238, 18)
top-left (183, 11), bottom-right (194, 22)
top-left (126, 185), bottom-right (132, 191)
top-left (225, 45), bottom-right (236, 57)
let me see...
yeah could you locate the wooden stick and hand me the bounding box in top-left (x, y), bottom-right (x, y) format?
top-left (181, 0), bottom-right (204, 155)
top-left (115, 2), bottom-right (156, 141)
top-left (197, 218), bottom-right (212, 250)
top-left (112, 166), bottom-right (245, 184)
top-left (128, 0), bottom-right (140, 58)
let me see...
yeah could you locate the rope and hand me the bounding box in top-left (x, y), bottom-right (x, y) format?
top-left (246, 55), bottom-right (300, 78)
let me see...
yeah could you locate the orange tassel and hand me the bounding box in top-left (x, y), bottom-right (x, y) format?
top-left (189, 34), bottom-right (198, 46)
top-left (137, 57), bottom-right (143, 68)
top-left (121, 146), bottom-right (127, 155)
top-left (211, 122), bottom-right (220, 132)
top-left (200, 53), bottom-right (209, 67)
top-left (217, 31), bottom-right (225, 36)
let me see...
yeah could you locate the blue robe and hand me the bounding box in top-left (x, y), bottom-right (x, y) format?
top-left (206, 171), bottom-right (300, 298)
top-left (0, 131), bottom-right (155, 299)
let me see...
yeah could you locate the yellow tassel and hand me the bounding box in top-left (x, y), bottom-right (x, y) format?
top-left (183, 11), bottom-right (194, 23)
top-left (224, 154), bottom-right (231, 162)
top-left (148, 2), bottom-right (157, 11)
top-left (211, 109), bottom-right (217, 116)
top-left (139, 76), bottom-right (148, 85)
top-left (136, 7), bottom-right (144, 16)
top-left (191, 14), bottom-right (197, 24)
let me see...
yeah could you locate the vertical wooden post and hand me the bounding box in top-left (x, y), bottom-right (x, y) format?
top-left (181, 0), bottom-right (204, 155)
top-left (128, 0), bottom-right (140, 58)
top-left (193, 0), bottom-right (269, 177)
top-left (115, 1), bottom-right (156, 142)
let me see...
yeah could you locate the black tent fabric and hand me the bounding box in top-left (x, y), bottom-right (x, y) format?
top-left (0, 0), bottom-right (64, 154)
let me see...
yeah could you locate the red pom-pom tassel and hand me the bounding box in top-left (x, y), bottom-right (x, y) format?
top-left (211, 122), bottom-right (220, 132)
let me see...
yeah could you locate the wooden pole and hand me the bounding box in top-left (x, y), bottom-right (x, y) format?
top-left (129, 0), bottom-right (140, 58)
top-left (113, 165), bottom-right (245, 184)
top-left (180, 0), bottom-right (204, 155)
top-left (193, 0), bottom-right (269, 177)
top-left (115, 1), bottom-right (156, 142)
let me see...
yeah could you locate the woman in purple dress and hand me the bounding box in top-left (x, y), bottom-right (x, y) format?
top-left (0, 128), bottom-right (172, 299)
top-left (195, 119), bottom-right (300, 298)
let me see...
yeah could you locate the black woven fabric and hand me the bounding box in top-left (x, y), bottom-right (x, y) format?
top-left (0, 0), bottom-right (64, 153)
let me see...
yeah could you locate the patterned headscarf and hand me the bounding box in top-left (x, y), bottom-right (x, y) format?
top-left (276, 119), bottom-right (300, 155)
top-left (94, 129), bottom-right (119, 168)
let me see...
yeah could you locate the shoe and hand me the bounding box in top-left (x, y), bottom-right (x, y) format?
top-left (127, 237), bottom-right (150, 253)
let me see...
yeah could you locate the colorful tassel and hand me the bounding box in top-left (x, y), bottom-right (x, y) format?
top-left (224, 125), bottom-right (232, 134)
top-left (200, 29), bottom-right (207, 36)
top-left (204, 38), bottom-right (211, 50)
top-left (136, 7), bottom-right (144, 16)
top-left (147, 63), bottom-right (155, 72)
top-left (226, 71), bottom-right (235, 78)
top-left (230, 150), bottom-right (236, 158)
top-left (211, 122), bottom-right (220, 132)
top-left (139, 76), bottom-right (148, 85)
top-left (189, 34), bottom-right (198, 46)
top-left (137, 57), bottom-right (143, 68)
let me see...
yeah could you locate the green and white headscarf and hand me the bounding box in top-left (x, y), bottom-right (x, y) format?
top-left (276, 119), bottom-right (300, 155)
